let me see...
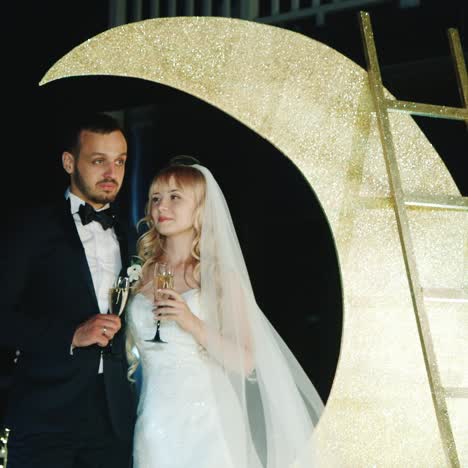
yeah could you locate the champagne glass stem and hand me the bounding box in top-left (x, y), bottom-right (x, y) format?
top-left (104, 277), bottom-right (130, 353)
top-left (146, 262), bottom-right (171, 343)
top-left (154, 320), bottom-right (163, 341)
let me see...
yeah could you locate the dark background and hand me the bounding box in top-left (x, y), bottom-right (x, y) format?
top-left (2, 0), bottom-right (467, 423)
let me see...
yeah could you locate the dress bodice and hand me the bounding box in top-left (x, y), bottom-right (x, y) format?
top-left (128, 289), bottom-right (237, 468)
top-left (129, 289), bottom-right (200, 337)
top-left (127, 289), bottom-right (205, 372)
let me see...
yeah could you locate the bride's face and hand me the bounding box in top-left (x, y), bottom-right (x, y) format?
top-left (151, 177), bottom-right (197, 238)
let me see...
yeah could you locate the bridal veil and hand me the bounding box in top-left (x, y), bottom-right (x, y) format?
top-left (193, 164), bottom-right (324, 467)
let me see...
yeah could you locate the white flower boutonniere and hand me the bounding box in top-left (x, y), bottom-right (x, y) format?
top-left (127, 256), bottom-right (143, 285)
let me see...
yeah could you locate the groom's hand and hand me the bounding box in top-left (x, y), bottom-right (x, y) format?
top-left (72, 314), bottom-right (122, 348)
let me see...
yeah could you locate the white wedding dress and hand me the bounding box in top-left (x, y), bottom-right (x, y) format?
top-left (128, 289), bottom-right (238, 468)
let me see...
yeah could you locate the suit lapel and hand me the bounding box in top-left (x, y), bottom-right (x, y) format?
top-left (60, 199), bottom-right (100, 309)
top-left (112, 210), bottom-right (131, 334)
top-left (60, 199), bottom-right (129, 314)
top-left (113, 207), bottom-right (129, 276)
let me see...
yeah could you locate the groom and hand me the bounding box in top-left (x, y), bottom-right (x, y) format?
top-left (0, 112), bottom-right (136, 467)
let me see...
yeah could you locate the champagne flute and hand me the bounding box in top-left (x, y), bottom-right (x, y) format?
top-left (109, 276), bottom-right (130, 316)
top-left (146, 262), bottom-right (174, 343)
top-left (0, 426), bottom-right (10, 467)
top-left (103, 276), bottom-right (130, 353)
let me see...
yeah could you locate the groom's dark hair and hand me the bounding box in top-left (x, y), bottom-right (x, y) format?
top-left (63, 112), bottom-right (125, 158)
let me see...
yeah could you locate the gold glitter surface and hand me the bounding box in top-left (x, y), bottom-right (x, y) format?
top-left (40, 17), bottom-right (467, 466)
top-left (447, 398), bottom-right (468, 466)
top-left (426, 302), bottom-right (468, 389)
top-left (408, 210), bottom-right (467, 289)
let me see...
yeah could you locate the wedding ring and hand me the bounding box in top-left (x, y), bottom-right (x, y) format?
top-left (102, 326), bottom-right (107, 336)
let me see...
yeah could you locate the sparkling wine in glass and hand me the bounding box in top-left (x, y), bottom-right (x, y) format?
top-left (146, 262), bottom-right (174, 343)
top-left (103, 276), bottom-right (130, 353)
top-left (109, 277), bottom-right (130, 316)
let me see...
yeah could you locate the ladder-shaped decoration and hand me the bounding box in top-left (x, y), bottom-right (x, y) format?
top-left (359, 11), bottom-right (468, 468)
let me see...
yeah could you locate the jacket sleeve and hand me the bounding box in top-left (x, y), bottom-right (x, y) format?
top-left (0, 208), bottom-right (77, 356)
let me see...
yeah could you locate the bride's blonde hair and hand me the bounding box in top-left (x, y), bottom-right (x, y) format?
top-left (126, 162), bottom-right (206, 380)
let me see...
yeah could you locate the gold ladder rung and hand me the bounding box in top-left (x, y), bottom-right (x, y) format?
top-left (423, 288), bottom-right (468, 303)
top-left (386, 99), bottom-right (468, 121)
top-left (405, 194), bottom-right (468, 211)
top-left (358, 194), bottom-right (468, 211)
top-left (444, 387), bottom-right (468, 399)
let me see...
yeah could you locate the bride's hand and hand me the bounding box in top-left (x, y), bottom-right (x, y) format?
top-left (155, 288), bottom-right (202, 335)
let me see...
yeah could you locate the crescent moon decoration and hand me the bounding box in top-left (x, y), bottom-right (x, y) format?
top-left (40, 16), bottom-right (467, 466)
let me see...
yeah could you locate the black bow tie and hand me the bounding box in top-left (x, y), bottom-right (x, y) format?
top-left (78, 203), bottom-right (116, 230)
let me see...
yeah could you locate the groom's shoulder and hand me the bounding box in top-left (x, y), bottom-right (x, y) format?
top-left (15, 198), bottom-right (66, 223)
top-left (8, 198), bottom-right (68, 242)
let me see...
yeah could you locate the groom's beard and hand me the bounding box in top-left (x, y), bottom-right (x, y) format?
top-left (72, 166), bottom-right (120, 205)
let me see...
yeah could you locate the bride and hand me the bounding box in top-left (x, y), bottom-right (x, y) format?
top-left (126, 158), bottom-right (324, 468)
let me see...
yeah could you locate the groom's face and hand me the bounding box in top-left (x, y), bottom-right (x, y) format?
top-left (63, 130), bottom-right (128, 209)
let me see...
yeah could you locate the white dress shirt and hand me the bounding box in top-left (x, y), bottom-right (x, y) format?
top-left (66, 189), bottom-right (122, 373)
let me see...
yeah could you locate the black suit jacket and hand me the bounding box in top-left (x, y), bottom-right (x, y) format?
top-left (0, 198), bottom-right (136, 441)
